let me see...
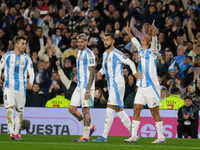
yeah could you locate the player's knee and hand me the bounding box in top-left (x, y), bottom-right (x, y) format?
top-left (133, 107), bottom-right (142, 115)
top-left (150, 110), bottom-right (159, 118)
top-left (68, 106), bottom-right (76, 114)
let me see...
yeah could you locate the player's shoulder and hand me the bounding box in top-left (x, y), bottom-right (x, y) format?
top-left (23, 53), bottom-right (32, 60)
top-left (2, 51), bottom-right (14, 59)
top-left (85, 48), bottom-right (94, 57)
top-left (112, 48), bottom-right (124, 56)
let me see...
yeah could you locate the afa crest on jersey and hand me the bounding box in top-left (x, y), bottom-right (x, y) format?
top-left (89, 58), bottom-right (94, 64)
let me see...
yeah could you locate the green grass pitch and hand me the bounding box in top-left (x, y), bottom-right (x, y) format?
top-left (0, 134), bottom-right (200, 150)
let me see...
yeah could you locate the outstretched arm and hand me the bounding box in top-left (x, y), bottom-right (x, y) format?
top-left (124, 22), bottom-right (142, 51)
top-left (150, 20), bottom-right (158, 54)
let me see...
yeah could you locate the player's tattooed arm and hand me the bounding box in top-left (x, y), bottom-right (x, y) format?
top-left (87, 66), bottom-right (95, 91)
top-left (85, 66), bottom-right (95, 99)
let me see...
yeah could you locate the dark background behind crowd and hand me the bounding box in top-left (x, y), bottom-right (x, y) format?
top-left (0, 0), bottom-right (200, 110)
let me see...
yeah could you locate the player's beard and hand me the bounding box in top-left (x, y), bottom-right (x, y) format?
top-left (105, 44), bottom-right (111, 50)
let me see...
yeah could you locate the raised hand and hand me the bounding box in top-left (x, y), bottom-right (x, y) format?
top-left (151, 20), bottom-right (156, 36)
top-left (124, 22), bottom-right (131, 34)
top-left (134, 73), bottom-right (142, 80)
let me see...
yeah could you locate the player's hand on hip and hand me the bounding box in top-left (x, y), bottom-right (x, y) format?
top-left (97, 72), bottom-right (102, 80)
top-left (84, 90), bottom-right (90, 100)
top-left (0, 79), bottom-right (3, 87)
top-left (27, 83), bottom-right (33, 90)
top-left (134, 73), bottom-right (142, 80)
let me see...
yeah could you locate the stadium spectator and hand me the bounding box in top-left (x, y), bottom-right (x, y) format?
top-left (179, 56), bottom-right (192, 78)
top-left (160, 87), bottom-right (170, 100)
top-left (94, 87), bottom-right (107, 108)
top-left (35, 0), bottom-right (49, 19)
top-left (168, 61), bottom-right (179, 82)
top-left (59, 28), bottom-right (72, 52)
top-left (38, 38), bottom-right (62, 62)
top-left (172, 76), bottom-right (186, 98)
top-left (62, 38), bottom-right (78, 61)
top-left (53, 9), bottom-right (66, 24)
top-left (0, 28), bottom-right (9, 51)
top-left (26, 83), bottom-right (46, 107)
top-left (24, 24), bottom-right (34, 42)
top-left (124, 74), bottom-right (136, 100)
top-left (38, 15), bottom-right (53, 38)
top-left (173, 45), bottom-right (186, 65)
top-left (160, 87), bottom-right (184, 110)
top-left (130, 16), bottom-right (150, 42)
top-left (56, 60), bottom-right (77, 100)
top-left (177, 96), bottom-right (199, 138)
top-left (29, 27), bottom-right (47, 53)
top-left (0, 3), bottom-right (7, 28)
top-left (45, 88), bottom-right (70, 108)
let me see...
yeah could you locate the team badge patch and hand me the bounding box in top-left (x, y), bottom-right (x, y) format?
top-left (89, 58), bottom-right (94, 64)
top-left (122, 55), bottom-right (128, 60)
top-left (21, 61), bottom-right (24, 65)
top-left (16, 60), bottom-right (19, 64)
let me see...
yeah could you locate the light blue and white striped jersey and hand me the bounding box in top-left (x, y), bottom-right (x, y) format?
top-left (0, 51), bottom-right (34, 93)
top-left (99, 48), bottom-right (137, 89)
top-left (77, 47), bottom-right (95, 89)
top-left (131, 36), bottom-right (159, 88)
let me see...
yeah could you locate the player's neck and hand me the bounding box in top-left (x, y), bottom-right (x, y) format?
top-left (142, 44), bottom-right (150, 50)
top-left (14, 49), bottom-right (22, 56)
top-left (80, 47), bottom-right (87, 51)
top-left (106, 46), bottom-right (114, 53)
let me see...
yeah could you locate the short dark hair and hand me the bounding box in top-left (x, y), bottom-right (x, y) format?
top-left (56, 28), bottom-right (62, 32)
top-left (15, 36), bottom-right (26, 44)
top-left (105, 33), bottom-right (114, 39)
top-left (187, 41), bottom-right (193, 44)
top-left (56, 88), bottom-right (65, 95)
top-left (186, 56), bottom-right (192, 61)
top-left (36, 27), bottom-right (42, 31)
top-left (171, 87), bottom-right (180, 94)
top-left (184, 96), bottom-right (192, 101)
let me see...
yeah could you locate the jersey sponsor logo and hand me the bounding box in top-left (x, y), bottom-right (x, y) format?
top-left (109, 57), bottom-right (111, 62)
top-left (30, 64), bottom-right (33, 68)
top-left (10, 61), bottom-right (14, 64)
top-left (89, 58), bottom-right (94, 64)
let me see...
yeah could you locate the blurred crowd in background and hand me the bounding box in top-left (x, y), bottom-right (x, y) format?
top-left (0, 0), bottom-right (200, 110)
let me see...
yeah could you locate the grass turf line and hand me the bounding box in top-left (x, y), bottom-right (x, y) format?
top-left (0, 134), bottom-right (200, 150)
